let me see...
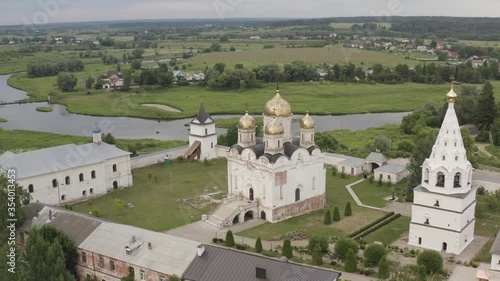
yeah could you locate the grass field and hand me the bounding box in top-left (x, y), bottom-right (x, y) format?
top-left (0, 128), bottom-right (186, 154)
top-left (351, 179), bottom-right (407, 208)
top-left (485, 145), bottom-right (500, 158)
top-left (238, 173), bottom-right (387, 240)
top-left (35, 106), bottom-right (53, 112)
top-left (71, 159), bottom-right (228, 231)
top-left (363, 216), bottom-right (411, 245)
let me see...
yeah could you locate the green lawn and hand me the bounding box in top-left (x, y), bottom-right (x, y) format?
top-left (474, 237), bottom-right (495, 262)
top-left (36, 106), bottom-right (53, 112)
top-left (351, 179), bottom-right (408, 208)
top-left (0, 128), bottom-right (186, 154)
top-left (71, 159), bottom-right (228, 231)
top-left (0, 118), bottom-right (6, 123)
top-left (238, 173), bottom-right (387, 240)
top-left (363, 216), bottom-right (411, 245)
top-left (485, 145), bottom-right (500, 158)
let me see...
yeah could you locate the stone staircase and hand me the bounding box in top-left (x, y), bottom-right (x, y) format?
top-left (204, 197), bottom-right (257, 229)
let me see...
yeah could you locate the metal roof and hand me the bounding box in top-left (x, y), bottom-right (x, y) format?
top-left (79, 223), bottom-right (200, 276)
top-left (491, 231), bottom-right (500, 255)
top-left (366, 152), bottom-right (387, 163)
top-left (375, 164), bottom-right (407, 174)
top-left (0, 143), bottom-right (130, 179)
top-left (182, 245), bottom-right (341, 281)
top-left (191, 103), bottom-right (214, 125)
top-left (338, 157), bottom-right (366, 167)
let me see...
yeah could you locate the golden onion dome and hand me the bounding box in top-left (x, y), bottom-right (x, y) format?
top-left (263, 90), bottom-right (292, 117)
top-left (265, 118), bottom-right (284, 135)
top-left (237, 112), bottom-right (256, 129)
top-left (446, 85), bottom-right (458, 103)
top-left (300, 112), bottom-right (315, 129)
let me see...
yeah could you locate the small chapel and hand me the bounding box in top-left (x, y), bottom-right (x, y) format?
top-left (408, 86), bottom-right (476, 255)
top-left (224, 88), bottom-right (327, 223)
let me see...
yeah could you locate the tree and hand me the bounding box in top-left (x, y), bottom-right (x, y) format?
top-left (492, 117), bottom-right (500, 146)
top-left (311, 243), bottom-right (323, 265)
top-left (323, 209), bottom-right (332, 225)
top-left (225, 230), bottom-right (235, 247)
top-left (132, 48), bottom-right (145, 59)
top-left (255, 237), bottom-right (263, 253)
top-left (282, 239), bottom-right (293, 259)
top-left (169, 275), bottom-right (180, 281)
top-left (85, 76), bottom-right (93, 89)
top-left (369, 135), bottom-right (390, 152)
top-left (210, 43), bottom-right (222, 52)
top-left (114, 199), bottom-right (124, 214)
top-left (334, 237), bottom-right (359, 260)
top-left (438, 52), bottom-right (449, 61)
top-left (344, 202), bottom-right (352, 216)
top-left (476, 81), bottom-right (496, 130)
top-left (417, 265), bottom-right (427, 281)
top-left (131, 60), bottom-right (142, 70)
top-left (417, 250), bottom-right (443, 274)
top-left (57, 72), bottom-right (78, 92)
top-left (332, 206), bottom-right (340, 221)
top-left (377, 255), bottom-right (390, 280)
top-left (103, 133), bottom-right (116, 144)
top-left (308, 236), bottom-right (328, 253)
top-left (344, 248), bottom-right (358, 273)
top-left (214, 63), bottom-right (226, 73)
top-left (363, 243), bottom-right (386, 266)
top-left (22, 226), bottom-right (76, 281)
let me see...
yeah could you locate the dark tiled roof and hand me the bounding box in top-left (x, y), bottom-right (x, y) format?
top-left (263, 153), bottom-right (285, 164)
top-left (182, 245), bottom-right (341, 281)
top-left (284, 142), bottom-right (301, 156)
top-left (191, 103), bottom-right (213, 125)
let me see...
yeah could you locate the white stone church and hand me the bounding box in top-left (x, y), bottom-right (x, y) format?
top-left (408, 86), bottom-right (476, 255)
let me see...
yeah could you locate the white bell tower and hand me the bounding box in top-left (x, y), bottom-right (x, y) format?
top-left (408, 86), bottom-right (476, 255)
top-left (92, 122), bottom-right (102, 144)
top-left (189, 103), bottom-right (217, 160)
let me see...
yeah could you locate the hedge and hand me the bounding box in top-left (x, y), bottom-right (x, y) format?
top-left (353, 214), bottom-right (402, 240)
top-left (348, 212), bottom-right (394, 238)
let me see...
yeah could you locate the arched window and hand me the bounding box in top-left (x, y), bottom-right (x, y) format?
top-left (79, 173), bottom-right (84, 182)
top-left (90, 188), bottom-right (94, 194)
top-left (278, 140), bottom-right (281, 147)
top-left (454, 173), bottom-right (461, 188)
top-left (61, 195), bottom-right (66, 201)
top-left (52, 179), bottom-right (58, 188)
top-left (113, 164), bottom-right (117, 172)
top-left (436, 172), bottom-right (445, 187)
top-left (312, 177), bottom-right (316, 190)
top-left (82, 190), bottom-right (87, 196)
top-left (65, 176), bottom-right (70, 185)
top-left (423, 168), bottom-right (430, 183)
top-left (442, 155), bottom-right (446, 161)
top-left (295, 188), bottom-right (300, 202)
top-left (205, 128), bottom-right (208, 135)
top-left (91, 171), bottom-right (96, 179)
top-left (28, 184), bottom-right (34, 193)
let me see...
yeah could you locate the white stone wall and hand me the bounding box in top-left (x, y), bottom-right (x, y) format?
top-left (104, 155), bottom-right (133, 191)
top-left (189, 123), bottom-right (217, 160)
top-left (130, 146), bottom-right (188, 169)
top-left (189, 123), bottom-right (216, 136)
top-left (215, 145), bottom-right (230, 159)
top-left (492, 254), bottom-right (500, 271)
top-left (374, 170), bottom-right (410, 184)
top-left (337, 164), bottom-right (366, 176)
top-left (322, 153), bottom-right (350, 167)
top-left (408, 221), bottom-right (475, 255)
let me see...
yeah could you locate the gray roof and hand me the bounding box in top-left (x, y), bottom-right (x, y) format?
top-left (20, 204), bottom-right (102, 246)
top-left (182, 245), bottom-right (341, 281)
top-left (491, 231), bottom-right (500, 255)
top-left (375, 164), bottom-right (407, 174)
top-left (231, 141), bottom-right (316, 164)
top-left (191, 103), bottom-right (214, 125)
top-left (338, 157), bottom-right (366, 167)
top-left (79, 222), bottom-right (200, 276)
top-left (413, 185), bottom-right (476, 199)
top-left (323, 153), bottom-right (352, 160)
top-left (366, 152), bottom-right (387, 163)
top-left (0, 143), bottom-right (130, 179)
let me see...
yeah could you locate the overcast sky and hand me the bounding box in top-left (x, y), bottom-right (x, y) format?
top-left (1, 0), bottom-right (499, 26)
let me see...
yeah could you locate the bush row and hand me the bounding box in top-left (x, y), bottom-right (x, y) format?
top-left (353, 214), bottom-right (402, 240)
top-left (348, 212), bottom-right (395, 238)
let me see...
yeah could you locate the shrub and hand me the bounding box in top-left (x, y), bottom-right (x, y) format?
top-left (344, 248), bottom-right (358, 273)
top-left (417, 250), bottom-right (443, 274)
top-left (369, 176), bottom-right (374, 184)
top-left (282, 239), bottom-right (293, 258)
top-left (311, 243), bottom-right (323, 265)
top-left (333, 207), bottom-right (341, 222)
top-left (334, 238), bottom-right (359, 260)
top-left (324, 209), bottom-right (332, 225)
top-left (344, 202), bottom-right (352, 216)
top-left (212, 238), bottom-right (218, 243)
top-left (255, 237), bottom-right (263, 253)
top-left (225, 231), bottom-right (235, 247)
top-left (377, 255), bottom-right (390, 280)
top-left (477, 186), bottom-right (486, 196)
top-left (236, 244), bottom-right (247, 250)
top-left (349, 212), bottom-right (395, 237)
top-left (340, 172), bottom-right (347, 178)
top-left (331, 166), bottom-right (338, 176)
top-left (90, 208), bottom-right (100, 217)
top-left (363, 243), bottom-right (386, 266)
top-left (308, 236), bottom-right (328, 253)
top-left (416, 265), bottom-right (427, 281)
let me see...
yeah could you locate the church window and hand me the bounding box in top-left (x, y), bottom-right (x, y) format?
top-left (91, 171), bottom-right (96, 179)
top-left (278, 140), bottom-right (281, 147)
top-left (90, 188), bottom-right (94, 194)
top-left (65, 176), bottom-right (70, 185)
top-left (82, 190), bottom-right (86, 196)
top-left (52, 179), bottom-right (58, 188)
top-left (28, 184), bottom-right (34, 193)
top-left (81, 252), bottom-right (87, 263)
top-left (436, 172), bottom-right (445, 187)
top-left (113, 164), bottom-right (117, 172)
top-left (211, 142), bottom-right (214, 149)
top-left (280, 185), bottom-right (283, 200)
top-left (295, 188), bottom-right (300, 202)
top-left (442, 155), bottom-right (446, 161)
top-left (455, 156), bottom-right (458, 161)
top-left (387, 175), bottom-right (391, 180)
top-left (79, 173), bottom-right (84, 182)
top-left (423, 169), bottom-right (430, 183)
top-left (424, 218), bottom-right (430, 224)
top-left (61, 195), bottom-right (66, 201)
top-left (251, 134), bottom-right (254, 142)
top-left (205, 128), bottom-right (208, 135)
top-left (434, 200), bottom-right (440, 207)
top-left (418, 237), bottom-right (422, 245)
top-left (301, 134), bottom-right (304, 142)
top-left (454, 173), bottom-right (461, 188)
top-left (312, 177), bottom-right (316, 190)
top-left (342, 166), bottom-right (345, 172)
top-left (455, 142), bottom-right (457, 147)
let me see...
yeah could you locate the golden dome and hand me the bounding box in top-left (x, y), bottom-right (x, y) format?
top-left (446, 85), bottom-right (458, 103)
top-left (263, 90), bottom-right (292, 117)
top-left (300, 112), bottom-right (315, 129)
top-left (265, 118), bottom-right (284, 135)
top-left (237, 112), bottom-right (256, 129)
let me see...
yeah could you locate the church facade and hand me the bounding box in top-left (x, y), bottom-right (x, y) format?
top-left (408, 86), bottom-right (476, 255)
top-left (226, 89), bottom-right (326, 223)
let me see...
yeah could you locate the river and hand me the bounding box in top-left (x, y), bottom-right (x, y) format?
top-left (0, 74), bottom-right (410, 141)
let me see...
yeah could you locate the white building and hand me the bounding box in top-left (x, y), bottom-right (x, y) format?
top-left (408, 86), bottom-right (476, 255)
top-left (0, 123), bottom-right (133, 205)
top-left (186, 103), bottom-right (217, 161)
top-left (374, 164), bottom-right (410, 184)
top-left (492, 232), bottom-right (500, 271)
top-left (222, 89), bottom-right (326, 223)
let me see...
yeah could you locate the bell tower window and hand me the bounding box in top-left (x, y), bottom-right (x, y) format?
top-left (436, 172), bottom-right (445, 187)
top-left (454, 173), bottom-right (461, 188)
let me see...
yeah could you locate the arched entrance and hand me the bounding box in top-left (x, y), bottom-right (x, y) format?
top-left (249, 188), bottom-right (254, 201)
top-left (372, 163), bottom-right (380, 171)
top-left (260, 211), bottom-right (266, 220)
top-left (244, 211), bottom-right (254, 222)
top-left (232, 215), bottom-right (239, 225)
top-left (113, 181), bottom-right (118, 189)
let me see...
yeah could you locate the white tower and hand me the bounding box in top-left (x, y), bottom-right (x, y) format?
top-left (263, 88), bottom-right (293, 143)
top-left (300, 112), bottom-right (315, 148)
top-left (189, 103), bottom-right (217, 160)
top-left (237, 112), bottom-right (256, 148)
top-left (408, 86), bottom-right (476, 255)
top-left (264, 118), bottom-right (285, 155)
top-left (92, 122), bottom-right (102, 144)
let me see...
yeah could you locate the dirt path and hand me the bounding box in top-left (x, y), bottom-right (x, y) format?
top-left (142, 103), bottom-right (182, 113)
top-left (476, 143), bottom-right (494, 158)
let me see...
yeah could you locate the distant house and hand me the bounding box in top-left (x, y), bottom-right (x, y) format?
top-left (417, 46), bottom-right (427, 52)
top-left (193, 72), bottom-right (205, 81)
top-left (173, 70), bottom-right (186, 81)
top-left (461, 124), bottom-right (479, 137)
top-left (317, 69), bottom-right (328, 77)
top-left (338, 157), bottom-right (366, 176)
top-left (103, 71), bottom-right (124, 90)
top-left (448, 51), bottom-right (459, 59)
top-left (374, 164), bottom-right (409, 184)
top-left (249, 36), bottom-right (261, 40)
